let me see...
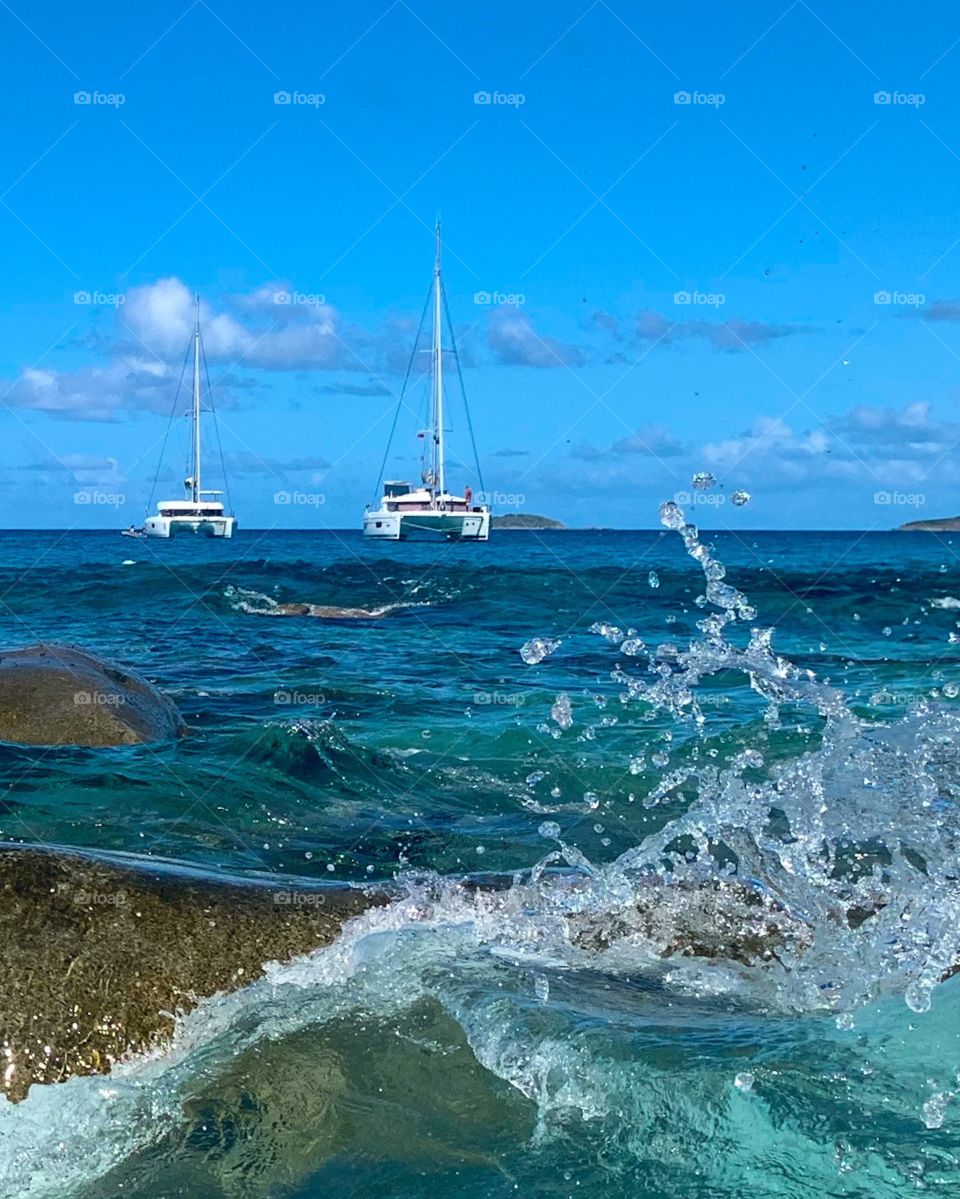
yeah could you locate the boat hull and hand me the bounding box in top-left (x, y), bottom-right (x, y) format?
top-left (143, 516), bottom-right (237, 539)
top-left (363, 509), bottom-right (489, 542)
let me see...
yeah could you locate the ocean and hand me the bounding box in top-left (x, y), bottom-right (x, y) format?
top-left (2, 513), bottom-right (960, 1197)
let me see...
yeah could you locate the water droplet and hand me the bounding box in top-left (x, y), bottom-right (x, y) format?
top-left (520, 637), bottom-right (562, 665)
top-left (658, 500), bottom-right (685, 530)
top-left (589, 622), bottom-right (624, 644)
top-left (551, 693), bottom-right (573, 730)
top-left (922, 1092), bottom-right (951, 1130)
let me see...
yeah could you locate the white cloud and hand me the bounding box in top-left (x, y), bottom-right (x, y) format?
top-left (9, 357), bottom-right (174, 422)
top-left (22, 453), bottom-right (126, 486)
top-left (487, 309), bottom-right (586, 368)
top-left (527, 402), bottom-right (960, 503)
top-left (702, 403), bottom-right (960, 485)
top-left (633, 310), bottom-right (801, 352)
top-left (121, 276), bottom-right (345, 368)
top-left (3, 277), bottom-right (407, 422)
top-left (611, 424), bottom-right (687, 457)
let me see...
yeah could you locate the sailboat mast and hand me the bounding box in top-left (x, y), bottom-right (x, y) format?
top-left (432, 218), bottom-right (445, 499)
top-left (192, 295), bottom-right (202, 504)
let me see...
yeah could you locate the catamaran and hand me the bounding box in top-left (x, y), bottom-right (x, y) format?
top-left (142, 296), bottom-right (236, 539)
top-left (363, 220), bottom-right (489, 541)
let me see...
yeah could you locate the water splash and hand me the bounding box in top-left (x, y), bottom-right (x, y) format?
top-left (582, 498), bottom-right (960, 1017)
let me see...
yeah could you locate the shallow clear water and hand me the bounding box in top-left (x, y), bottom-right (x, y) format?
top-left (2, 522), bottom-right (960, 1198)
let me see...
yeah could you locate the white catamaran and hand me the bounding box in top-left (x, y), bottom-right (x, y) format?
top-left (143, 296), bottom-right (237, 539)
top-left (363, 221), bottom-right (489, 542)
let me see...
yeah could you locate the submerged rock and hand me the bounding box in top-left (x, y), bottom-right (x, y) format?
top-left (566, 877), bottom-right (813, 965)
top-left (272, 603), bottom-right (396, 620)
top-left (92, 1000), bottom-right (533, 1198)
top-left (0, 845), bottom-right (383, 1101)
top-left (0, 643), bottom-right (185, 746)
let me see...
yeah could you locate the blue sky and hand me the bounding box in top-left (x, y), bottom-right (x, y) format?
top-left (2, 0), bottom-right (960, 528)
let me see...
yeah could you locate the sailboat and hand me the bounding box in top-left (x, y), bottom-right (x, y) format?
top-left (143, 296), bottom-right (237, 539)
top-left (363, 220), bottom-right (490, 542)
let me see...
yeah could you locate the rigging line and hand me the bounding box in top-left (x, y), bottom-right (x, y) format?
top-left (146, 337), bottom-right (192, 516)
top-left (440, 277), bottom-right (484, 495)
top-left (372, 278), bottom-right (433, 505)
top-left (200, 336), bottom-right (234, 517)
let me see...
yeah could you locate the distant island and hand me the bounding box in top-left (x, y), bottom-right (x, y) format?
top-left (898, 515), bottom-right (960, 532)
top-left (491, 514), bottom-right (566, 530)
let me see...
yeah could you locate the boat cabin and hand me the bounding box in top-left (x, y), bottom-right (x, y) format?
top-left (156, 500), bottom-right (225, 518)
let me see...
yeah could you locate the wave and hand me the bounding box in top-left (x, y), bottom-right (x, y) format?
top-left (5, 855), bottom-right (960, 1197)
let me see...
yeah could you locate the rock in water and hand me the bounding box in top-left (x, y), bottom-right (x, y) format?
top-left (0, 845), bottom-right (384, 1100)
top-left (0, 643), bottom-right (186, 746)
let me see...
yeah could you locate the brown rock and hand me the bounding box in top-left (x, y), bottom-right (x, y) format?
top-left (0, 643), bottom-right (186, 746)
top-left (0, 845), bottom-right (385, 1100)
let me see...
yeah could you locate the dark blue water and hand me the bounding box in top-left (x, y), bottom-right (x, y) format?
top-left (2, 525), bottom-right (959, 1198)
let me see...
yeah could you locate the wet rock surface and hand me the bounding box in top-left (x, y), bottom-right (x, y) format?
top-left (0, 643), bottom-right (186, 746)
top-left (0, 845), bottom-right (384, 1101)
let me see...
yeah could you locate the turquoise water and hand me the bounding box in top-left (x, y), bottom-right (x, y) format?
top-left (2, 520), bottom-right (960, 1197)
